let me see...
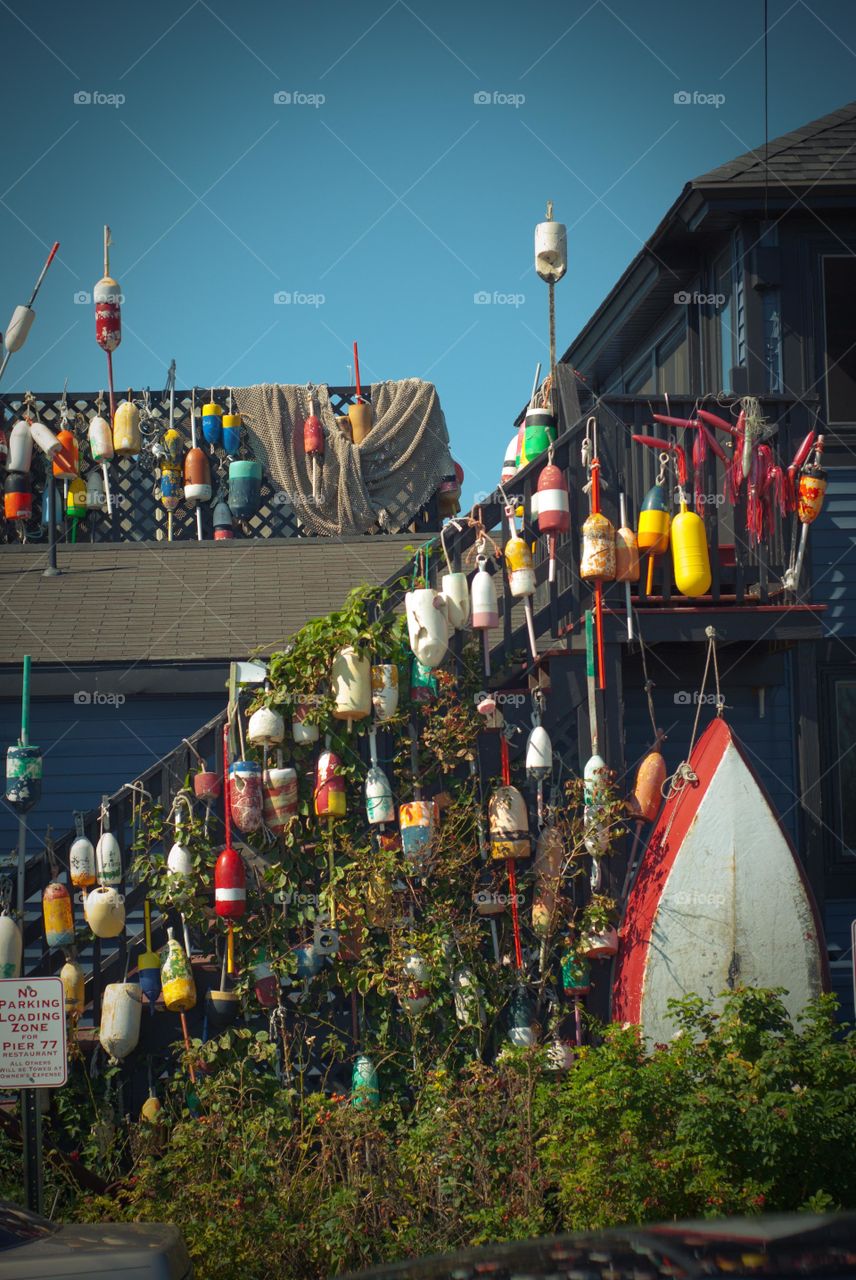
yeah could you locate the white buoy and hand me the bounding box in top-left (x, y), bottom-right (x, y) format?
top-left (99, 981), bottom-right (143, 1061)
top-left (405, 588), bottom-right (449, 669)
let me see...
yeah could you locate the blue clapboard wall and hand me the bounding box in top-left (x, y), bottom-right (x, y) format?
top-left (0, 695), bottom-right (223, 860)
top-left (811, 466), bottom-right (856, 638)
top-left (621, 674), bottom-right (799, 847)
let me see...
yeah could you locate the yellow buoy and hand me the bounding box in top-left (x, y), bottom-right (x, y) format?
top-left (671, 501), bottom-right (711, 597)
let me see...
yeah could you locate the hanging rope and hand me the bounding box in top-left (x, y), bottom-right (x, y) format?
top-left (663, 626), bottom-right (723, 800)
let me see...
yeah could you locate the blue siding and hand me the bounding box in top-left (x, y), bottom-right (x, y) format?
top-left (811, 467), bottom-right (856, 637)
top-left (621, 674), bottom-right (799, 846)
top-left (0, 696), bottom-right (223, 857)
top-left (822, 899), bottom-right (856, 1022)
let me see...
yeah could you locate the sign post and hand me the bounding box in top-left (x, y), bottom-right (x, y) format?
top-left (0, 977), bottom-right (67, 1214)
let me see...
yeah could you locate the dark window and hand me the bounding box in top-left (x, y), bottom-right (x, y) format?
top-left (833, 680), bottom-right (856, 857)
top-left (824, 256), bottom-right (856, 423)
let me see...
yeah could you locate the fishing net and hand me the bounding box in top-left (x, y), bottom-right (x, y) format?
top-left (231, 379), bottom-right (454, 537)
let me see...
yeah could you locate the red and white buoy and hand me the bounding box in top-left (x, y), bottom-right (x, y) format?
top-left (303, 386), bottom-right (324, 501)
top-left (535, 454), bottom-right (570, 583)
top-left (94, 226), bottom-right (121, 423)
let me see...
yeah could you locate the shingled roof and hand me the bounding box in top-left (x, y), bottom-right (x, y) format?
top-left (0, 538), bottom-right (415, 666)
top-left (692, 100), bottom-right (856, 190)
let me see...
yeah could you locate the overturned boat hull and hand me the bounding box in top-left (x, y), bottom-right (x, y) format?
top-left (612, 717), bottom-right (827, 1042)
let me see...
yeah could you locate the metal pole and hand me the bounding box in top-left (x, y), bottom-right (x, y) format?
top-left (15, 655), bottom-right (43, 1214)
top-left (43, 473), bottom-right (60, 577)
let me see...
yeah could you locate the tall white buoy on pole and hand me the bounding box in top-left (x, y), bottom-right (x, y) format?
top-left (534, 202), bottom-right (567, 417)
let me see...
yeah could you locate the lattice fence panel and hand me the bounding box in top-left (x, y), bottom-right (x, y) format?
top-left (0, 387), bottom-right (439, 543)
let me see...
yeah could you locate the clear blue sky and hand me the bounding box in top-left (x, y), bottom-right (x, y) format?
top-left (2, 0), bottom-right (855, 506)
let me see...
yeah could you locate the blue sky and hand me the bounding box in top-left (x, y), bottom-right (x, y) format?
top-left (2, 0), bottom-right (856, 506)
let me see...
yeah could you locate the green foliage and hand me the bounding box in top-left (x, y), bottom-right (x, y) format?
top-left (31, 990), bottom-right (853, 1280)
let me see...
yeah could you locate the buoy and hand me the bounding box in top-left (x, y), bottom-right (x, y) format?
top-left (452, 966), bottom-right (485, 1028)
top-left (85, 470), bottom-right (106, 511)
top-left (532, 825), bottom-right (563, 936)
top-left (60, 958), bottom-right (85, 1016)
top-left (371, 663), bottom-right (399, 722)
top-left (193, 764), bottom-right (221, 805)
top-left (213, 499), bottom-right (234, 540)
top-left (247, 706), bottom-right (285, 748)
top-left (504, 518), bottom-right (538, 659)
top-left (436, 461), bottom-right (463, 518)
top-left (88, 413), bottom-right (114, 516)
top-left (292, 701), bottom-right (320, 745)
top-left (215, 844), bottom-right (246, 976)
top-left (365, 762), bottom-right (395, 825)
top-left (206, 985), bottom-right (240, 1028)
top-left (405, 588), bottom-right (449, 669)
top-left (580, 511), bottom-right (616, 581)
top-left (294, 941), bottom-right (323, 979)
top-left (94, 226), bottom-right (121, 420)
top-left (410, 657), bottom-right (438, 704)
top-left (441, 570), bottom-right (469, 630)
top-left (314, 749), bottom-right (345, 818)
top-left (472, 554), bottom-right (499, 631)
top-left (201, 399), bottom-right (223, 448)
top-left (6, 742), bottom-right (42, 811)
top-left (581, 926), bottom-right (618, 959)
top-left (536, 460), bottom-right (570, 583)
top-left (638, 482), bottom-right (671, 554)
top-left (66, 475), bottom-right (87, 536)
top-left (798, 448), bottom-right (828, 525)
top-left (263, 765), bottom-right (298, 833)
top-left (4, 471), bottom-right (31, 522)
top-left (8, 420), bottom-right (33, 473)
top-left (525, 724), bottom-right (552, 784)
top-left (400, 952), bottom-right (430, 1013)
top-left (161, 927), bottom-right (196, 1012)
top-left (0, 910), bottom-right (22, 978)
top-left (349, 341), bottom-right (373, 443)
top-left (113, 395), bottom-right (141, 457)
top-left (507, 986), bottom-right (537, 1047)
top-left (488, 786), bottom-right (530, 861)
top-left (474, 863), bottom-right (505, 916)
top-left (399, 799), bottom-right (434, 868)
top-left (520, 406), bottom-right (557, 468)
top-left (159, 462), bottom-right (182, 513)
top-left (53, 426), bottom-right (78, 477)
top-left (141, 1092), bottom-right (163, 1124)
top-left (222, 400), bottom-right (242, 456)
top-left (352, 1054), bottom-right (379, 1108)
top-left (84, 884), bottom-right (125, 938)
top-left (43, 881), bottom-right (75, 948)
top-left (561, 950), bottom-right (591, 997)
top-left (96, 831), bottom-right (122, 885)
top-left (583, 753), bottom-right (609, 806)
top-left (501, 433), bottom-right (519, 485)
top-left (167, 838), bottom-right (193, 879)
top-left (229, 760), bottom-right (263, 832)
top-left (138, 899), bottom-right (161, 1013)
top-left (535, 217), bottom-right (568, 283)
top-left (99, 982), bottom-right (142, 1061)
top-left (0, 241), bottom-right (59, 384)
top-left (69, 835), bottom-right (96, 890)
top-left (183, 447), bottom-right (211, 504)
top-left (303, 390), bottom-right (325, 500)
top-left (228, 458), bottom-right (262, 520)
top-left (332, 647), bottom-right (372, 722)
top-left (630, 745), bottom-right (666, 824)
top-left (615, 506), bottom-right (640, 582)
top-left (252, 950), bottom-right (278, 1007)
